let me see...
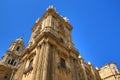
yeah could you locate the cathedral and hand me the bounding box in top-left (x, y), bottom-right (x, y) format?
top-left (0, 6), bottom-right (119, 80)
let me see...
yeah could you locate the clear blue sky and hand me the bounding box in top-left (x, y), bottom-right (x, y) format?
top-left (0, 0), bottom-right (120, 69)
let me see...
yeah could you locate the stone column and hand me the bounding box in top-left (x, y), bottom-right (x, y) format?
top-left (51, 46), bottom-right (55, 80)
top-left (47, 44), bottom-right (55, 80)
top-left (42, 42), bottom-right (50, 80)
top-left (35, 42), bottom-right (45, 80)
top-left (35, 41), bottom-right (51, 80)
top-left (89, 64), bottom-right (96, 80)
top-left (10, 70), bottom-right (14, 80)
top-left (80, 59), bottom-right (88, 80)
top-left (17, 59), bottom-right (27, 80)
top-left (32, 44), bottom-right (41, 80)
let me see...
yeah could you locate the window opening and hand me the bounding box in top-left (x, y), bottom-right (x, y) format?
top-left (4, 76), bottom-right (7, 80)
top-left (60, 58), bottom-right (66, 68)
top-left (8, 59), bottom-right (11, 64)
top-left (60, 38), bottom-right (64, 43)
top-left (16, 46), bottom-right (20, 51)
top-left (29, 59), bottom-right (33, 67)
top-left (10, 59), bottom-right (15, 65)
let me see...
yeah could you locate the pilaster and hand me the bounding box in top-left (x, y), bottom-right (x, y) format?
top-left (80, 59), bottom-right (88, 80)
top-left (32, 45), bottom-right (41, 80)
top-left (89, 63), bottom-right (97, 80)
top-left (35, 42), bottom-right (45, 80)
top-left (42, 42), bottom-right (50, 80)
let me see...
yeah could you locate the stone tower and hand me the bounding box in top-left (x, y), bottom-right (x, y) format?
top-left (0, 6), bottom-right (101, 80)
top-left (0, 37), bottom-right (25, 80)
top-left (2, 37), bottom-right (25, 66)
top-left (16, 6), bottom-right (77, 80)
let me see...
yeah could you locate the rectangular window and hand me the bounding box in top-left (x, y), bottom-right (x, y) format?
top-left (60, 58), bottom-right (66, 68)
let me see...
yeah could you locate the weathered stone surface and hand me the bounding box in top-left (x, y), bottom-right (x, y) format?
top-left (99, 63), bottom-right (120, 80)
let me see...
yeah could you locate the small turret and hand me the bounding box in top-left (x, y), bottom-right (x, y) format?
top-left (46, 5), bottom-right (56, 11)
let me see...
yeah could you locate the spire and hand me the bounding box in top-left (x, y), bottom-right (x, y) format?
top-left (78, 55), bottom-right (82, 59)
top-left (88, 61), bottom-right (92, 65)
top-left (47, 5), bottom-right (55, 10)
top-left (47, 5), bottom-right (57, 13)
top-left (15, 37), bottom-right (23, 42)
top-left (48, 6), bottom-right (70, 23)
top-left (95, 67), bottom-right (99, 70)
top-left (63, 17), bottom-right (69, 22)
top-left (35, 18), bottom-right (40, 23)
top-left (48, 5), bottom-right (54, 8)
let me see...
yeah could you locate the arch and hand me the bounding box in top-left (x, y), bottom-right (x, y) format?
top-left (16, 46), bottom-right (20, 51)
top-left (8, 59), bottom-right (11, 64)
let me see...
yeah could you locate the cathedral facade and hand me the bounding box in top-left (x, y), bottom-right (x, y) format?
top-left (0, 6), bottom-right (119, 80)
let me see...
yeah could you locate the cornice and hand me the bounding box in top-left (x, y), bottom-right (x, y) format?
top-left (32, 7), bottom-right (73, 32)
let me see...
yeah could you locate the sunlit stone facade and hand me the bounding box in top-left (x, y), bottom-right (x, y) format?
top-left (99, 63), bottom-right (120, 80)
top-left (0, 6), bottom-right (108, 80)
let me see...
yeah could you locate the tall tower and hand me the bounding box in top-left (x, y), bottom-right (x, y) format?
top-left (13, 6), bottom-right (78, 80)
top-left (33, 6), bottom-right (76, 80)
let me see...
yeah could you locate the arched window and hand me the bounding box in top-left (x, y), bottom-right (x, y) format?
top-left (16, 46), bottom-right (20, 51)
top-left (60, 38), bottom-right (64, 43)
top-left (10, 59), bottom-right (15, 65)
top-left (4, 76), bottom-right (7, 80)
top-left (8, 59), bottom-right (11, 64)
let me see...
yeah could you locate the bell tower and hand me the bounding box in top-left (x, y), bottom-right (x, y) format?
top-left (0, 37), bottom-right (25, 80)
top-left (27, 6), bottom-right (79, 80)
top-left (2, 37), bottom-right (25, 66)
top-left (14, 6), bottom-right (79, 80)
